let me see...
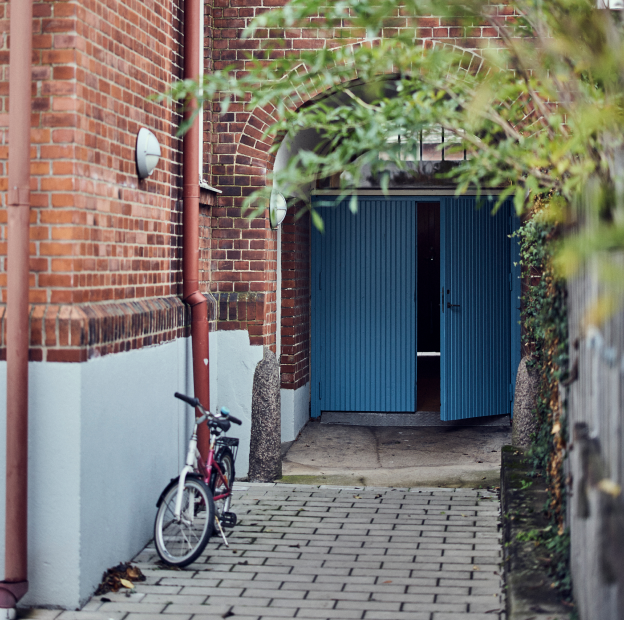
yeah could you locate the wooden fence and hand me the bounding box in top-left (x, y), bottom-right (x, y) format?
top-left (566, 260), bottom-right (624, 619)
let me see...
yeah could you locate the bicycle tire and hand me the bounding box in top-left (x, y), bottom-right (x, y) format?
top-left (210, 447), bottom-right (235, 518)
top-left (154, 476), bottom-right (214, 567)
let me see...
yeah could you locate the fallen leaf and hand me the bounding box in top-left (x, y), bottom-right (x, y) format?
top-left (374, 494), bottom-right (382, 499)
top-left (551, 422), bottom-right (561, 435)
top-left (382, 580), bottom-right (392, 584)
top-left (481, 477), bottom-right (486, 480)
top-left (95, 563), bottom-right (146, 595)
top-left (472, 566), bottom-right (480, 571)
top-left (353, 495), bottom-right (362, 499)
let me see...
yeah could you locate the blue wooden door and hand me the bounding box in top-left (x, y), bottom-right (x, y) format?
top-left (311, 198), bottom-right (416, 418)
top-left (440, 198), bottom-right (515, 421)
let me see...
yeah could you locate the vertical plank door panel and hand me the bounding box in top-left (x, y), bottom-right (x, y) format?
top-left (311, 198), bottom-right (416, 417)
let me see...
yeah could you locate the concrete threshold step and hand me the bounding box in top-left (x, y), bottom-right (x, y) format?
top-left (321, 411), bottom-right (511, 427)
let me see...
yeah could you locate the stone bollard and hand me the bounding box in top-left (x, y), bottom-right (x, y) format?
top-left (248, 346), bottom-right (282, 482)
top-left (512, 357), bottom-right (539, 448)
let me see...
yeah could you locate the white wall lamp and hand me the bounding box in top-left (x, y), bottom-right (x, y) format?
top-left (270, 191), bottom-right (288, 229)
top-left (136, 128), bottom-right (161, 179)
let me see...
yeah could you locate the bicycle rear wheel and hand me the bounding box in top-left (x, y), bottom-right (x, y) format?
top-left (154, 477), bottom-right (214, 567)
top-left (210, 447), bottom-right (235, 518)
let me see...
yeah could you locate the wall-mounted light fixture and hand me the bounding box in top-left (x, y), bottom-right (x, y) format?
top-left (270, 191), bottom-right (288, 229)
top-left (136, 128), bottom-right (161, 179)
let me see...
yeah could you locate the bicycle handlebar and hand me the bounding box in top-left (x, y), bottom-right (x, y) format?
top-left (174, 392), bottom-right (200, 408)
top-left (221, 407), bottom-right (242, 425)
top-left (174, 392), bottom-right (242, 426)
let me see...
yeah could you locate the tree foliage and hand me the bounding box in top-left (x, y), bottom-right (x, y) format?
top-left (170, 0), bottom-right (624, 278)
top-left (165, 0), bottom-right (624, 604)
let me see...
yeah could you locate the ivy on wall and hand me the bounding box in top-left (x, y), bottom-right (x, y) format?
top-left (517, 200), bottom-right (572, 599)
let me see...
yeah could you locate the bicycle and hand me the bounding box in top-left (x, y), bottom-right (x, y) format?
top-left (153, 392), bottom-right (242, 567)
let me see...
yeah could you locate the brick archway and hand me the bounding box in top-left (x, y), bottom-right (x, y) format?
top-left (207, 37), bottom-right (488, 349)
top-left (229, 39), bottom-right (486, 194)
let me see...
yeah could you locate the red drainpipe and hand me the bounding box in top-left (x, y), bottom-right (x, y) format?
top-left (0, 0), bottom-right (210, 605)
top-left (183, 0), bottom-right (210, 457)
top-left (0, 0), bottom-right (33, 608)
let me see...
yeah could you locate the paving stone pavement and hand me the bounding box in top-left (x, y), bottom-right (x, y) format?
top-left (27, 484), bottom-right (505, 620)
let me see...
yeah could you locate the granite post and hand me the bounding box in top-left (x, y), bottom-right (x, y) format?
top-left (512, 357), bottom-right (539, 448)
top-left (248, 346), bottom-right (282, 481)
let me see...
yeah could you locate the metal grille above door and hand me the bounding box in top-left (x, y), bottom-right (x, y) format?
top-left (311, 198), bottom-right (416, 418)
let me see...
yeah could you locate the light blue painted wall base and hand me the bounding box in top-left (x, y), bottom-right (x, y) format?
top-left (209, 331), bottom-right (263, 476)
top-left (0, 330), bottom-right (263, 609)
top-left (281, 382), bottom-right (310, 442)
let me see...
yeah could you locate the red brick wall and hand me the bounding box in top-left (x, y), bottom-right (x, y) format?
top-left (206, 4), bottom-right (516, 380)
top-left (0, 0), bottom-right (198, 359)
top-left (280, 209), bottom-right (309, 390)
top-left (0, 0), bottom-right (515, 363)
top-left (1, 0), bottom-right (189, 304)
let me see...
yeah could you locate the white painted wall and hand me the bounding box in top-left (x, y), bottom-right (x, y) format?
top-left (0, 364), bottom-right (5, 583)
top-left (276, 225), bottom-right (282, 361)
top-left (0, 330), bottom-right (262, 609)
top-left (274, 133), bottom-right (314, 444)
top-left (281, 382), bottom-right (310, 442)
top-left (209, 330), bottom-right (263, 477)
top-left (27, 364), bottom-right (83, 608)
top-left (76, 338), bottom-right (194, 605)
top-left (273, 128), bottom-right (322, 202)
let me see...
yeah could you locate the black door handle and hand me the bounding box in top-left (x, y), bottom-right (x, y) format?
top-left (447, 302), bottom-right (460, 309)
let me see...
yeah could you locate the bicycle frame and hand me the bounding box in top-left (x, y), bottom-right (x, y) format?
top-left (173, 422), bottom-right (231, 521)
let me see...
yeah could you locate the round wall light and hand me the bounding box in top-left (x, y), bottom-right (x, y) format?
top-left (270, 191), bottom-right (288, 229)
top-left (136, 128), bottom-right (161, 179)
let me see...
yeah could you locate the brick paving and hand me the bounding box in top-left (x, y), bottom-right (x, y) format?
top-left (31, 484), bottom-right (505, 620)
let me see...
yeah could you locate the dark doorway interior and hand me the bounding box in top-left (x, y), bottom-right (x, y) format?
top-left (417, 203), bottom-right (441, 412)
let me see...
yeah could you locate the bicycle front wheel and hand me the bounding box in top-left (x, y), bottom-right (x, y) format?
top-left (154, 477), bottom-right (214, 567)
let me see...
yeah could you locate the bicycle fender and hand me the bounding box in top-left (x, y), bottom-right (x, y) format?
top-left (155, 472), bottom-right (203, 507)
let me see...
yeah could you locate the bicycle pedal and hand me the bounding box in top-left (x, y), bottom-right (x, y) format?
top-left (221, 512), bottom-right (237, 528)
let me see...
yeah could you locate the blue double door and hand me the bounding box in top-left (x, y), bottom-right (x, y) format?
top-left (311, 196), bottom-right (520, 421)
